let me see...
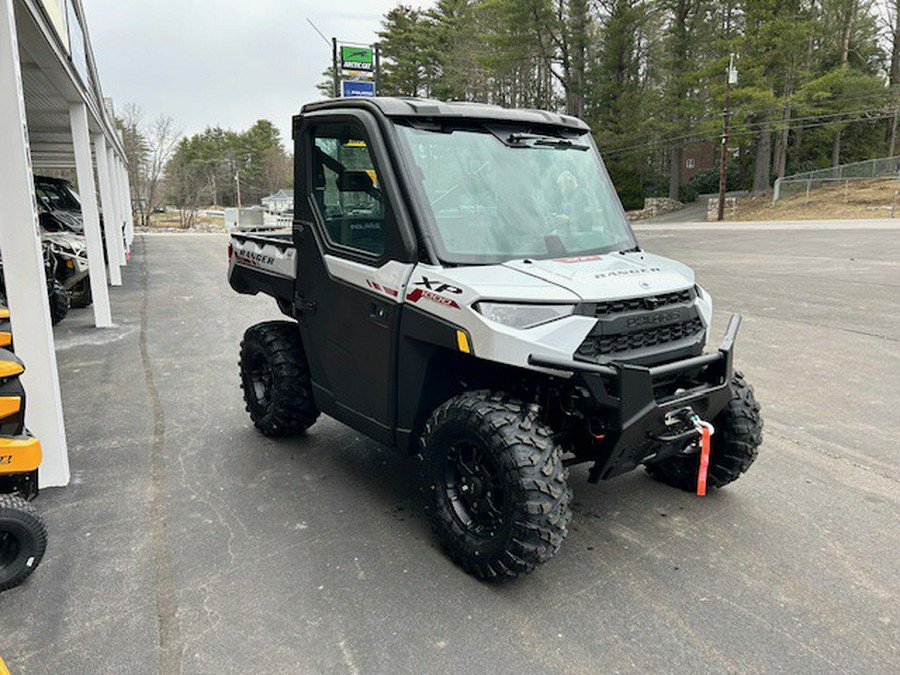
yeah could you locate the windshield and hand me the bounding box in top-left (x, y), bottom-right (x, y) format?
top-left (396, 123), bottom-right (636, 264)
top-left (35, 179), bottom-right (82, 212)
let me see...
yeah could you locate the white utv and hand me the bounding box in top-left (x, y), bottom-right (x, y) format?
top-left (228, 98), bottom-right (763, 581)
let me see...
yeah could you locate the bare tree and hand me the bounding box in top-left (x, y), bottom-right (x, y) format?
top-left (117, 104), bottom-right (180, 227)
top-left (118, 103), bottom-right (148, 221)
top-left (142, 115), bottom-right (181, 226)
top-left (833, 0), bottom-right (860, 166)
top-left (882, 0), bottom-right (900, 154)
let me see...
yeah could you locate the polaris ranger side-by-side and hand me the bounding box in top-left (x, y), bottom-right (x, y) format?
top-left (228, 98), bottom-right (763, 581)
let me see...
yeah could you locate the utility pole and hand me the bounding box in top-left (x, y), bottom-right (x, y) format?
top-left (717, 54), bottom-right (737, 222)
top-left (235, 168), bottom-right (242, 229)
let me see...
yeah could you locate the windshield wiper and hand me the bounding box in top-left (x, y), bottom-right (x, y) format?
top-left (506, 133), bottom-right (589, 150)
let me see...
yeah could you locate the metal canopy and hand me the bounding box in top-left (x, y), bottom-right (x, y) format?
top-left (0, 0), bottom-right (135, 487)
top-left (17, 1), bottom-right (125, 165)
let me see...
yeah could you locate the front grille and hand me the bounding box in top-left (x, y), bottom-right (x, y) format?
top-left (576, 317), bottom-right (704, 359)
top-left (594, 289), bottom-right (693, 316)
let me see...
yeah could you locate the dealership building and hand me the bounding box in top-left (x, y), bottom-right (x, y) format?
top-left (0, 0), bottom-right (133, 487)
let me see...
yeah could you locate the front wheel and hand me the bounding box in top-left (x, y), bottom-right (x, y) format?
top-left (421, 391), bottom-right (572, 582)
top-left (48, 278), bottom-right (70, 325)
top-left (646, 371), bottom-right (763, 491)
top-left (0, 495), bottom-right (48, 592)
top-left (67, 277), bottom-right (92, 308)
top-left (239, 321), bottom-right (319, 436)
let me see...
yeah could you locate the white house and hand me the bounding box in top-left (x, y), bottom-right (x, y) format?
top-left (261, 189), bottom-right (294, 213)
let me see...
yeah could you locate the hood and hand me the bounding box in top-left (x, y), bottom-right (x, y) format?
top-left (502, 251), bottom-right (695, 301)
top-left (40, 209), bottom-right (84, 235)
top-left (421, 262), bottom-right (582, 303)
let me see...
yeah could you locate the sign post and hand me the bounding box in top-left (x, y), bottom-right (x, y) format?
top-left (331, 41), bottom-right (380, 98)
top-left (331, 38), bottom-right (339, 98)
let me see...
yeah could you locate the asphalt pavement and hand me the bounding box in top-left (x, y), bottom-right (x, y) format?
top-left (0, 225), bottom-right (898, 674)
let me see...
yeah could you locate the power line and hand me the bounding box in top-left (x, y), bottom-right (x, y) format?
top-left (605, 106), bottom-right (893, 155)
top-left (601, 84), bottom-right (900, 156)
top-left (603, 106), bottom-right (895, 157)
top-left (686, 85), bottom-right (900, 125)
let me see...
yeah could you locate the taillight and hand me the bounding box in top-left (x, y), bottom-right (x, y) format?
top-left (227, 242), bottom-right (232, 262)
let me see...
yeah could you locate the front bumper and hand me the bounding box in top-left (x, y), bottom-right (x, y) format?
top-left (63, 253), bottom-right (89, 275)
top-left (529, 314), bottom-right (741, 482)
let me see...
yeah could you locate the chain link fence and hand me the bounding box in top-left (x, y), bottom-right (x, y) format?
top-left (773, 156), bottom-right (900, 203)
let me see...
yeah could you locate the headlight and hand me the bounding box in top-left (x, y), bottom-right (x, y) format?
top-left (475, 302), bottom-right (575, 329)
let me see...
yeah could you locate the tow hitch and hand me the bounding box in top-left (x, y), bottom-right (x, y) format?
top-left (689, 412), bottom-right (715, 496)
top-left (660, 407), bottom-right (716, 495)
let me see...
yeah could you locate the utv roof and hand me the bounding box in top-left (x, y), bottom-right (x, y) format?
top-left (300, 97), bottom-right (590, 132)
top-left (34, 175), bottom-right (72, 184)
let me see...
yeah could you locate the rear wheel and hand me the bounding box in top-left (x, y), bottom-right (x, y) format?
top-left (0, 494), bottom-right (47, 592)
top-left (421, 391), bottom-right (572, 582)
top-left (239, 321), bottom-right (319, 436)
top-left (646, 371), bottom-right (763, 491)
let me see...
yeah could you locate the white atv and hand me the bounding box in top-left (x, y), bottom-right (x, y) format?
top-left (42, 225), bottom-right (91, 309)
top-left (228, 98), bottom-right (763, 581)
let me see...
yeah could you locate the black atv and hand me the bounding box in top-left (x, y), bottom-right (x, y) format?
top-left (0, 241), bottom-right (69, 326)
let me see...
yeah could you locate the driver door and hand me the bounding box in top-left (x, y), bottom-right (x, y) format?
top-left (293, 111), bottom-right (416, 444)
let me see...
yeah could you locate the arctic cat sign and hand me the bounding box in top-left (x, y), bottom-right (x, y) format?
top-left (340, 46), bottom-right (374, 72)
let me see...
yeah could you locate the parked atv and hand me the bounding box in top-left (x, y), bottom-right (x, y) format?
top-left (34, 177), bottom-right (93, 309)
top-left (41, 241), bottom-right (70, 325)
top-left (42, 232), bottom-right (90, 309)
top-left (34, 175), bottom-right (84, 235)
top-left (0, 347), bottom-right (47, 592)
top-left (229, 98), bottom-right (764, 581)
top-left (0, 242), bottom-right (70, 326)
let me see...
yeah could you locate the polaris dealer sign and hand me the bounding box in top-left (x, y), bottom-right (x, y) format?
top-left (341, 80), bottom-right (375, 97)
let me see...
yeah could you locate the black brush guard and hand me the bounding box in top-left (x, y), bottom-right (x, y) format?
top-left (529, 314), bottom-right (741, 482)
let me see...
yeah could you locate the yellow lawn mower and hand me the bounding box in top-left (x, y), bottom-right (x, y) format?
top-left (0, 307), bottom-right (11, 350)
top-left (0, 346), bottom-right (47, 592)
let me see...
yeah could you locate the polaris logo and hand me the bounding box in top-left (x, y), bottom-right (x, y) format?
top-left (626, 312), bottom-right (681, 328)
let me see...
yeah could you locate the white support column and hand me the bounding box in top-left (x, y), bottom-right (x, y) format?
top-left (0, 0), bottom-right (69, 487)
top-left (117, 159), bottom-right (131, 256)
top-left (105, 145), bottom-right (124, 266)
top-left (93, 133), bottom-right (121, 285)
top-left (107, 148), bottom-right (127, 266)
top-left (120, 160), bottom-right (135, 247)
top-left (69, 102), bottom-right (112, 327)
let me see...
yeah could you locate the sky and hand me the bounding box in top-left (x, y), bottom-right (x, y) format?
top-left (83, 0), bottom-right (434, 143)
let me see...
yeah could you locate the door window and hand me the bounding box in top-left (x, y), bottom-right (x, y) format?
top-left (311, 124), bottom-right (385, 256)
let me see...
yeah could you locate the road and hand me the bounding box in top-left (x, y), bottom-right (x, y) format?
top-left (1, 226), bottom-right (898, 674)
top-left (643, 199), bottom-right (709, 223)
